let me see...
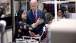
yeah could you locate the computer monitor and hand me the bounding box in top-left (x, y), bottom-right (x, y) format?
top-left (49, 19), bottom-right (76, 43)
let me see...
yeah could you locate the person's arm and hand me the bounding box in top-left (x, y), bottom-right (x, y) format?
top-left (38, 11), bottom-right (46, 36)
top-left (26, 11), bottom-right (38, 30)
top-left (48, 14), bottom-right (53, 24)
top-left (27, 23), bottom-right (38, 30)
top-left (50, 14), bottom-right (54, 20)
top-left (13, 21), bottom-right (26, 40)
top-left (18, 21), bottom-right (32, 30)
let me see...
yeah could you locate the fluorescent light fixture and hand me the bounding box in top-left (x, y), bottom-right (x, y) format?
top-left (43, 1), bottom-right (69, 4)
top-left (0, 0), bottom-right (8, 3)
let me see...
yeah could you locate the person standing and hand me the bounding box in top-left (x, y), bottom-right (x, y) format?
top-left (63, 5), bottom-right (71, 18)
top-left (26, 0), bottom-right (46, 40)
top-left (43, 8), bottom-right (53, 24)
top-left (57, 9), bottom-right (64, 19)
top-left (13, 10), bottom-right (37, 41)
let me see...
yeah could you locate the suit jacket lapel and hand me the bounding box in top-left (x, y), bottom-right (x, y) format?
top-left (30, 10), bottom-right (35, 22)
top-left (37, 10), bottom-right (40, 19)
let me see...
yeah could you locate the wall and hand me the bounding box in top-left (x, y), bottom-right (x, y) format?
top-left (21, 1), bottom-right (27, 11)
top-left (0, 0), bottom-right (7, 3)
top-left (13, 1), bottom-right (19, 16)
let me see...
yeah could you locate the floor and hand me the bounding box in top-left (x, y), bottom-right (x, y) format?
top-left (0, 28), bottom-right (12, 43)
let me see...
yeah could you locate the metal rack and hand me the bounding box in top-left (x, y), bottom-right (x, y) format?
top-left (16, 36), bottom-right (40, 43)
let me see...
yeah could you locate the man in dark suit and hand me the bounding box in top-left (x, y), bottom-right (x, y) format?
top-left (26, 0), bottom-right (46, 40)
top-left (63, 5), bottom-right (71, 18)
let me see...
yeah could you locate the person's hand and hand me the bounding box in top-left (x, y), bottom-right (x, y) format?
top-left (34, 34), bottom-right (40, 39)
top-left (36, 18), bottom-right (44, 25)
top-left (48, 20), bottom-right (52, 24)
top-left (31, 23), bottom-right (37, 28)
top-left (34, 34), bottom-right (40, 37)
top-left (30, 32), bottom-right (36, 37)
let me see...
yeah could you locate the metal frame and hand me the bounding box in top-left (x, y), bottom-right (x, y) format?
top-left (11, 0), bottom-right (15, 41)
top-left (15, 36), bottom-right (41, 43)
top-left (43, 1), bottom-right (69, 21)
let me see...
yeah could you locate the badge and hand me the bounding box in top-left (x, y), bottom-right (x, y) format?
top-left (20, 26), bottom-right (22, 29)
top-left (24, 25), bottom-right (26, 29)
top-left (29, 27), bottom-right (32, 30)
top-left (18, 29), bottom-right (21, 32)
top-left (18, 34), bottom-right (20, 37)
top-left (24, 22), bottom-right (26, 25)
top-left (19, 21), bottom-right (22, 24)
